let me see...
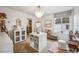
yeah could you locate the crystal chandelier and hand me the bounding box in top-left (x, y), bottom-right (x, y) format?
top-left (35, 6), bottom-right (44, 18)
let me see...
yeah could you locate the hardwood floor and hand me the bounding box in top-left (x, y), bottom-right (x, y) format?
top-left (14, 38), bottom-right (38, 53)
top-left (13, 37), bottom-right (68, 53)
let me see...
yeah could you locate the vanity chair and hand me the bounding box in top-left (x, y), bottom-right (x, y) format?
top-left (58, 31), bottom-right (69, 51)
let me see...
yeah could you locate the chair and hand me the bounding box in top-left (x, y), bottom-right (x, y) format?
top-left (58, 32), bottom-right (69, 51)
top-left (58, 40), bottom-right (69, 51)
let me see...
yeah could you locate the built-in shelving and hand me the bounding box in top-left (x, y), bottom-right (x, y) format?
top-left (30, 32), bottom-right (47, 52)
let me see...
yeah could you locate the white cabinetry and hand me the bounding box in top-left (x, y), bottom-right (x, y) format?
top-left (14, 27), bottom-right (26, 43)
top-left (30, 32), bottom-right (47, 52)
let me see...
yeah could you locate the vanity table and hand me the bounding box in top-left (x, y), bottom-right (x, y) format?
top-left (30, 32), bottom-right (47, 52)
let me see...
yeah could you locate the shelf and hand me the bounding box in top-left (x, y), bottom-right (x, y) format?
top-left (31, 45), bottom-right (38, 51)
top-left (21, 35), bottom-right (25, 36)
top-left (30, 32), bottom-right (47, 52)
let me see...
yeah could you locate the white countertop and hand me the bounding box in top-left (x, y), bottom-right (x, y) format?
top-left (30, 32), bottom-right (46, 36)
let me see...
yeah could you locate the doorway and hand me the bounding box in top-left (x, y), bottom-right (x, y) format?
top-left (27, 18), bottom-right (32, 35)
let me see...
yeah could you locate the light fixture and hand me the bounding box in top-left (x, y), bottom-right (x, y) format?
top-left (35, 6), bottom-right (44, 18)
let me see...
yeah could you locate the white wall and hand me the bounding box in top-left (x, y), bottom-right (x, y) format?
top-left (0, 7), bottom-right (37, 39)
top-left (0, 32), bottom-right (13, 53)
top-left (1, 6), bottom-right (79, 38)
top-left (74, 7), bottom-right (79, 32)
top-left (34, 7), bottom-right (79, 34)
top-left (41, 14), bottom-right (54, 33)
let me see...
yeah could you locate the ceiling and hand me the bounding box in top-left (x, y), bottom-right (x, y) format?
top-left (6, 6), bottom-right (74, 15)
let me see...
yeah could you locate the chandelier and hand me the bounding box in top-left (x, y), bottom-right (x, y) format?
top-left (35, 6), bottom-right (44, 18)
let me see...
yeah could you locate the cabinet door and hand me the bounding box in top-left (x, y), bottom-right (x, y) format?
top-left (16, 31), bottom-right (20, 36)
top-left (22, 31), bottom-right (25, 35)
top-left (16, 37), bottom-right (20, 41)
top-left (21, 30), bottom-right (25, 40)
top-left (22, 36), bottom-right (25, 40)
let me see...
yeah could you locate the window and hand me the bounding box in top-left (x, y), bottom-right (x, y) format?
top-left (62, 17), bottom-right (69, 23)
top-left (55, 18), bottom-right (61, 24)
top-left (54, 17), bottom-right (70, 33)
top-left (54, 18), bottom-right (62, 32)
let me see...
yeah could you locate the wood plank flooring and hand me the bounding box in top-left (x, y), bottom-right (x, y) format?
top-left (13, 37), bottom-right (68, 53)
top-left (14, 38), bottom-right (38, 53)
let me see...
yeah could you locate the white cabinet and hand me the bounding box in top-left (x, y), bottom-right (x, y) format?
top-left (14, 27), bottom-right (26, 43)
top-left (30, 32), bottom-right (47, 52)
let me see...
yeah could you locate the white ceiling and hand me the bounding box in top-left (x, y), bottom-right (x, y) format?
top-left (6, 6), bottom-right (74, 15)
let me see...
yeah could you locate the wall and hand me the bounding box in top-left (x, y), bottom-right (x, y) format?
top-left (0, 7), bottom-right (37, 39)
top-left (1, 6), bottom-right (79, 39)
top-left (42, 10), bottom-right (74, 34)
top-left (0, 32), bottom-right (13, 53)
top-left (74, 7), bottom-right (79, 32)
top-left (33, 7), bottom-right (79, 34)
top-left (41, 14), bottom-right (54, 33)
